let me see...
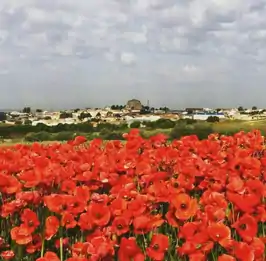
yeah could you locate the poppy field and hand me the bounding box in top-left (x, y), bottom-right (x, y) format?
top-left (0, 129), bottom-right (265, 261)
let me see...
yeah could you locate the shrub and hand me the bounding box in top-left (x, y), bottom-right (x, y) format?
top-left (144, 119), bottom-right (176, 129)
top-left (206, 116), bottom-right (220, 122)
top-left (170, 124), bottom-right (213, 140)
top-left (178, 118), bottom-right (197, 125)
top-left (54, 131), bottom-right (74, 141)
top-left (24, 131), bottom-right (52, 142)
top-left (130, 121), bottom-right (141, 128)
top-left (100, 131), bottom-right (124, 140)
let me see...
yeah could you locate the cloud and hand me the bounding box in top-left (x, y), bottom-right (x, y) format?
top-left (120, 52), bottom-right (136, 65)
top-left (0, 0), bottom-right (266, 109)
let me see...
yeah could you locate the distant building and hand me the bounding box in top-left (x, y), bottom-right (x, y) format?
top-left (185, 108), bottom-right (204, 113)
top-left (183, 112), bottom-right (225, 121)
top-left (126, 99), bottom-right (142, 111)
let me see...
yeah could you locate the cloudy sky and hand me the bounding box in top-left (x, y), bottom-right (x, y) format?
top-left (1, 0), bottom-right (266, 110)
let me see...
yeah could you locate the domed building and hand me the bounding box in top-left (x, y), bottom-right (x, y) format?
top-left (126, 99), bottom-right (142, 111)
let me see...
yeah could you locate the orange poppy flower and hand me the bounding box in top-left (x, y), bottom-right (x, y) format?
top-left (217, 254), bottom-right (236, 261)
top-left (208, 222), bottom-right (231, 246)
top-left (10, 225), bottom-right (32, 245)
top-left (172, 193), bottom-right (198, 220)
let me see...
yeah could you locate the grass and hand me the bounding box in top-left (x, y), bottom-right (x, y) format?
top-left (141, 128), bottom-right (172, 138)
top-left (1, 119), bottom-right (266, 146)
top-left (212, 119), bottom-right (266, 133)
top-left (0, 140), bottom-right (59, 146)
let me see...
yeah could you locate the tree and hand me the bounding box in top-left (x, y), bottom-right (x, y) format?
top-left (22, 107), bottom-right (31, 114)
top-left (238, 106), bottom-right (244, 111)
top-left (159, 107), bottom-right (169, 113)
top-left (59, 112), bottom-right (73, 119)
top-left (252, 106), bottom-right (257, 111)
top-left (36, 109), bottom-right (43, 113)
top-left (0, 112), bottom-right (6, 121)
top-left (96, 112), bottom-right (101, 119)
top-left (78, 112), bottom-right (92, 121)
top-left (111, 105), bottom-right (124, 110)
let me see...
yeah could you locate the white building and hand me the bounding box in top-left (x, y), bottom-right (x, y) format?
top-left (125, 115), bottom-right (161, 126)
top-left (183, 113), bottom-right (226, 121)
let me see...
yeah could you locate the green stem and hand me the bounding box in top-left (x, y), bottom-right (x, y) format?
top-left (17, 245), bottom-right (23, 261)
top-left (41, 238), bottom-right (45, 257)
top-left (211, 250), bottom-right (217, 261)
top-left (60, 228), bottom-right (64, 261)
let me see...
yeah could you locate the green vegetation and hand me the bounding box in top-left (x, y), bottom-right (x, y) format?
top-left (1, 118), bottom-right (266, 144)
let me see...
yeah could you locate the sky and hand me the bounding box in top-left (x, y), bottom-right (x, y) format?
top-left (1, 0), bottom-right (266, 110)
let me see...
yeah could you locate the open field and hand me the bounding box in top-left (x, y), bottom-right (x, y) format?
top-left (0, 130), bottom-right (265, 261)
top-left (1, 119), bottom-right (266, 146)
top-left (212, 119), bottom-right (266, 132)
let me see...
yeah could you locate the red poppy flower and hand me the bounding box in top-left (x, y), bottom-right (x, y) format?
top-left (232, 214), bottom-right (258, 242)
top-left (10, 225), bottom-right (32, 245)
top-left (26, 234), bottom-right (42, 254)
top-left (73, 136), bottom-right (87, 146)
top-left (90, 236), bottom-right (115, 260)
top-left (111, 216), bottom-right (131, 236)
top-left (208, 222), bottom-right (231, 246)
top-left (133, 215), bottom-right (152, 234)
top-left (45, 216), bottom-right (60, 240)
top-left (188, 252), bottom-right (206, 261)
top-left (172, 193), bottom-right (198, 220)
top-left (233, 241), bottom-right (255, 261)
top-left (146, 234), bottom-right (169, 261)
top-left (87, 203), bottom-right (111, 227)
top-left (250, 237), bottom-right (265, 259)
top-left (217, 254), bottom-right (236, 261)
top-left (36, 251), bottom-right (60, 261)
top-left (118, 237), bottom-right (144, 261)
top-left (20, 208), bottom-right (40, 233)
top-left (61, 213), bottom-right (77, 229)
top-left (0, 250), bottom-right (15, 260)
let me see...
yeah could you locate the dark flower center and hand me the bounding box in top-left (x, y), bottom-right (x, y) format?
top-left (117, 224), bottom-right (123, 230)
top-left (180, 203), bottom-right (187, 209)
top-left (61, 204), bottom-right (68, 211)
top-left (240, 224), bottom-right (246, 230)
top-left (95, 213), bottom-right (102, 219)
top-left (235, 165), bottom-right (240, 170)
top-left (153, 244), bottom-right (159, 250)
top-left (73, 202), bottom-right (79, 208)
top-left (28, 221), bottom-right (34, 227)
top-left (173, 174), bottom-right (178, 179)
top-left (32, 238), bottom-right (39, 245)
